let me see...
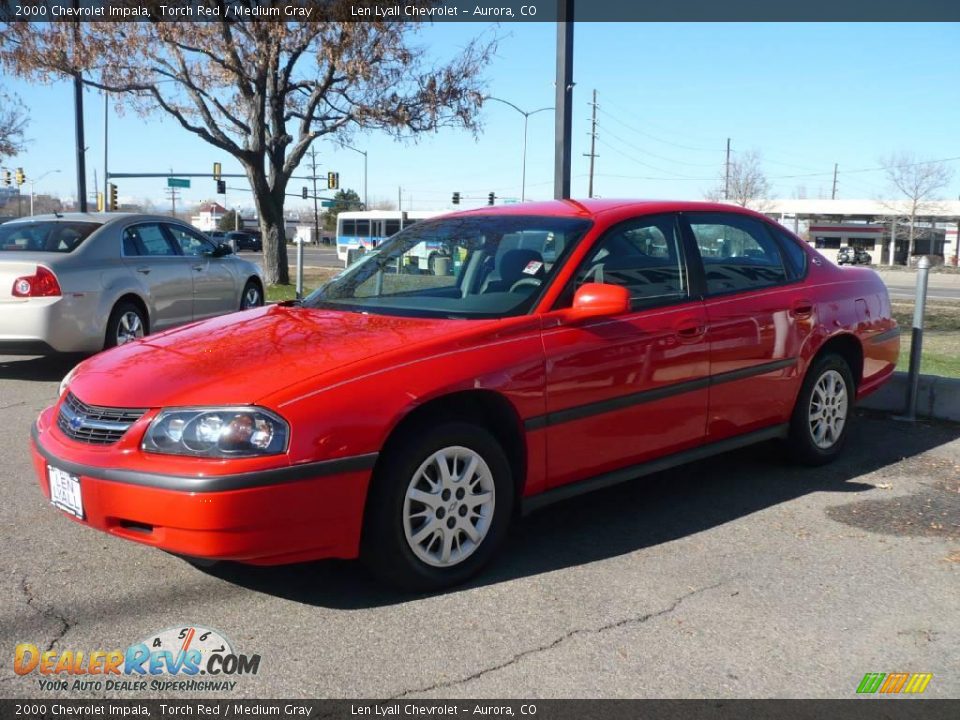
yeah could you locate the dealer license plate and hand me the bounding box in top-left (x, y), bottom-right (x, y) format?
top-left (48, 465), bottom-right (84, 519)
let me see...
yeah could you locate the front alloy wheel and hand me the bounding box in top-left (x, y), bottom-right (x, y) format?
top-left (403, 446), bottom-right (496, 568)
top-left (363, 421), bottom-right (513, 591)
top-left (240, 280), bottom-right (263, 310)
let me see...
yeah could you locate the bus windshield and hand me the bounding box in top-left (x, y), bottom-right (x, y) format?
top-left (306, 215), bottom-right (591, 319)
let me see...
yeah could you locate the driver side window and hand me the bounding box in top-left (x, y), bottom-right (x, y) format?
top-left (568, 214), bottom-right (688, 309)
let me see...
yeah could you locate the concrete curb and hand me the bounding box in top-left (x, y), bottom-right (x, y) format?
top-left (859, 371), bottom-right (960, 422)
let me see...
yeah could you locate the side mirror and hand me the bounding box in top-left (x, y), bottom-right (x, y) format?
top-left (569, 282), bottom-right (630, 321)
top-left (213, 242), bottom-right (233, 257)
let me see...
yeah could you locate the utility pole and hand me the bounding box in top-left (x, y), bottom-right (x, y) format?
top-left (166, 186), bottom-right (179, 217)
top-left (584, 89), bottom-right (599, 198)
top-left (73, 0), bottom-right (87, 213)
top-left (554, 0), bottom-right (574, 200)
top-left (831, 163), bottom-right (838, 200)
top-left (724, 138), bottom-right (731, 201)
top-left (398, 186), bottom-right (402, 212)
top-left (309, 146), bottom-right (320, 246)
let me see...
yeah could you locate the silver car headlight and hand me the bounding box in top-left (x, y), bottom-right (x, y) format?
top-left (142, 407), bottom-right (289, 458)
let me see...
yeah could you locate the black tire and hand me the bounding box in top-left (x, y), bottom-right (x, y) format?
top-left (240, 280), bottom-right (263, 310)
top-left (787, 353), bottom-right (855, 466)
top-left (362, 421), bottom-right (514, 592)
top-left (104, 301), bottom-right (147, 349)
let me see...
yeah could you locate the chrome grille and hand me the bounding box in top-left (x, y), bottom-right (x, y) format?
top-left (57, 392), bottom-right (146, 445)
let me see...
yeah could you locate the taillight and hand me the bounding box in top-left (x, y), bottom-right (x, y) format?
top-left (12, 266), bottom-right (62, 297)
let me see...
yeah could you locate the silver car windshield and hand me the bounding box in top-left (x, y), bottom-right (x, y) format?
top-left (304, 215), bottom-right (592, 319)
top-left (0, 221), bottom-right (100, 253)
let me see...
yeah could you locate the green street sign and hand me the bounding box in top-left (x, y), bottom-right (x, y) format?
top-left (320, 200), bottom-right (333, 208)
top-left (167, 178), bottom-right (190, 188)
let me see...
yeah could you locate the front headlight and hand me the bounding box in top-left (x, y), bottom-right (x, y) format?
top-left (142, 407), bottom-right (289, 458)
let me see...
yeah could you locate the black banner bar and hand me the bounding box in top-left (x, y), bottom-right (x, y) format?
top-left (2, 0), bottom-right (960, 22)
top-left (1, 700), bottom-right (959, 720)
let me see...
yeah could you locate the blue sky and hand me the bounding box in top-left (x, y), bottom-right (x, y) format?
top-left (3, 22), bottom-right (959, 213)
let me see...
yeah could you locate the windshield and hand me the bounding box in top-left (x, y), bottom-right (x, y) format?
top-left (304, 215), bottom-right (591, 319)
top-left (0, 221), bottom-right (99, 253)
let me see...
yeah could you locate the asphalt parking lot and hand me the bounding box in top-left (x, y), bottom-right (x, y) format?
top-left (1, 354), bottom-right (958, 699)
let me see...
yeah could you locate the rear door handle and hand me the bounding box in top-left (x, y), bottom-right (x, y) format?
top-left (135, 266), bottom-right (150, 275)
top-left (791, 300), bottom-right (814, 318)
top-left (193, 265), bottom-right (204, 272)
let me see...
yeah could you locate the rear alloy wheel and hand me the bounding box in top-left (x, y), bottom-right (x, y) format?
top-left (363, 422), bottom-right (513, 591)
top-left (787, 353), bottom-right (855, 465)
top-left (240, 280), bottom-right (263, 310)
top-left (105, 301), bottom-right (147, 349)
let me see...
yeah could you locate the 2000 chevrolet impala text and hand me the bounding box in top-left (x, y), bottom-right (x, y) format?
top-left (30, 200), bottom-right (899, 590)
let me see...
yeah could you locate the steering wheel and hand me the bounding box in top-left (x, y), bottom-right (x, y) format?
top-left (509, 277), bottom-right (543, 293)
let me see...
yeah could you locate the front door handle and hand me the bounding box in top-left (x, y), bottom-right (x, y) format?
top-left (675, 320), bottom-right (706, 339)
top-left (193, 265), bottom-right (204, 272)
top-left (135, 266), bottom-right (150, 275)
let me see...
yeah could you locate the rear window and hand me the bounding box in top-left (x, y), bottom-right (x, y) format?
top-left (0, 221), bottom-right (99, 253)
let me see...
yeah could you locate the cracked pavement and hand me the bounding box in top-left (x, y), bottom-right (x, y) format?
top-left (1, 354), bottom-right (958, 699)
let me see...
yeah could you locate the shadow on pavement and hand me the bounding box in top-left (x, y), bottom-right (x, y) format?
top-left (201, 412), bottom-right (960, 610)
top-left (0, 354), bottom-right (85, 382)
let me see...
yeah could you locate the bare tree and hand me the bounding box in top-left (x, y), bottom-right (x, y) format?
top-left (0, 90), bottom-right (28, 160)
top-left (882, 152), bottom-right (953, 263)
top-left (0, 12), bottom-right (494, 284)
top-left (706, 150), bottom-right (772, 211)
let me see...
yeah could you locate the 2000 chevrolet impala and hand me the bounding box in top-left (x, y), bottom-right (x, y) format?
top-left (31, 200), bottom-right (899, 590)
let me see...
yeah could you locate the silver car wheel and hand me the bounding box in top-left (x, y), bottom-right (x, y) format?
top-left (403, 445), bottom-right (495, 568)
top-left (242, 285), bottom-right (261, 309)
top-left (808, 369), bottom-right (848, 449)
top-left (116, 311), bottom-right (145, 345)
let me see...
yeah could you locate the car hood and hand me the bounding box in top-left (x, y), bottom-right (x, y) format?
top-left (67, 305), bottom-right (497, 408)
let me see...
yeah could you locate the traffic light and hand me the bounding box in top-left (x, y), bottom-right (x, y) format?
top-left (452, 191), bottom-right (460, 205)
top-left (2, 170), bottom-right (10, 186)
top-left (213, 162), bottom-right (222, 181)
top-left (327, 171), bottom-right (339, 190)
top-left (302, 186), bottom-right (308, 199)
top-left (15, 168), bottom-right (25, 186)
top-left (487, 192), bottom-right (495, 206)
top-left (216, 179), bottom-right (226, 194)
top-left (108, 183), bottom-right (118, 211)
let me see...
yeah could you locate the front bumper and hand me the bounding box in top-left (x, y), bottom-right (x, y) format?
top-left (30, 412), bottom-right (377, 565)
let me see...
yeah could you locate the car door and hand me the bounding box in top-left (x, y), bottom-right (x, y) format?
top-left (165, 223), bottom-right (238, 320)
top-left (540, 214), bottom-right (710, 489)
top-left (120, 222), bottom-right (193, 331)
top-left (681, 212), bottom-right (812, 442)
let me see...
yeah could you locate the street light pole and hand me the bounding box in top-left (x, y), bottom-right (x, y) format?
top-left (343, 145), bottom-right (368, 209)
top-left (486, 97), bottom-right (552, 202)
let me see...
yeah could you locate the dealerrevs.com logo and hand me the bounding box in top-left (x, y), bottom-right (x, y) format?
top-left (15, 626), bottom-right (261, 693)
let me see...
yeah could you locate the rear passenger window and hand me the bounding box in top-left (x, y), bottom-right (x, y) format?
top-left (123, 224), bottom-right (176, 256)
top-left (687, 213), bottom-right (787, 294)
top-left (571, 214), bottom-right (688, 309)
top-left (770, 224), bottom-right (809, 279)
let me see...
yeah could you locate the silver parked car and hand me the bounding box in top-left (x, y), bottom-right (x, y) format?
top-left (0, 213), bottom-right (265, 354)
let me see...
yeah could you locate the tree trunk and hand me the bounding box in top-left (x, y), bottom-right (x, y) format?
top-left (907, 213), bottom-right (916, 266)
top-left (245, 165), bottom-right (290, 286)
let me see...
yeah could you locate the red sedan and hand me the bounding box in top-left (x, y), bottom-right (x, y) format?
top-left (30, 200), bottom-right (899, 590)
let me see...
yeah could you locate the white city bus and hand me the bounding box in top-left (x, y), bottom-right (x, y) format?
top-left (336, 210), bottom-right (446, 266)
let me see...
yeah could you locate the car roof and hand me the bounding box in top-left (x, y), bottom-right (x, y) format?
top-left (453, 198), bottom-right (772, 221)
top-left (4, 212), bottom-right (198, 227)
